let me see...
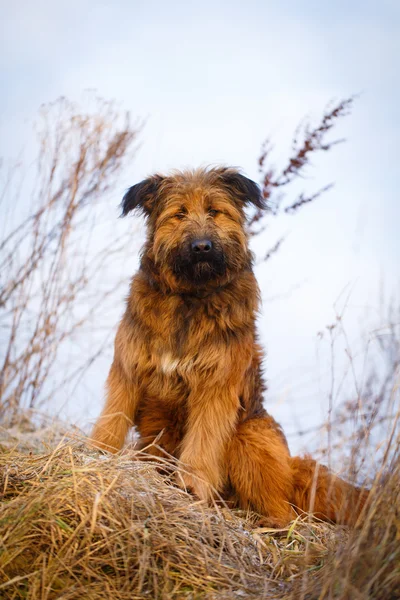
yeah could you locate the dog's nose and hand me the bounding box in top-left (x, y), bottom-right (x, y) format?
top-left (191, 239), bottom-right (212, 253)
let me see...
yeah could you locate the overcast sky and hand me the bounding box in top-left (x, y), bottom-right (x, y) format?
top-left (1, 0), bottom-right (399, 453)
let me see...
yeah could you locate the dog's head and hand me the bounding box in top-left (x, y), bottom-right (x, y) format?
top-left (121, 167), bottom-right (265, 292)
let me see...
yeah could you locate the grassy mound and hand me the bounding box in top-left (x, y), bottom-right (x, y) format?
top-left (0, 425), bottom-right (398, 599)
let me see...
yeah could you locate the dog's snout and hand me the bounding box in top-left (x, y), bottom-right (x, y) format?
top-left (191, 239), bottom-right (212, 254)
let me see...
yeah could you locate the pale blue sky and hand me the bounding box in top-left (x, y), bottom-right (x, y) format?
top-left (1, 0), bottom-right (399, 451)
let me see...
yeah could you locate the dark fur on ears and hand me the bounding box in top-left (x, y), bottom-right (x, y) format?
top-left (219, 169), bottom-right (266, 210)
top-left (121, 175), bottom-right (164, 217)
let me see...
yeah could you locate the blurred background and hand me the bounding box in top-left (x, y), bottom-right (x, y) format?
top-left (1, 0), bottom-right (399, 469)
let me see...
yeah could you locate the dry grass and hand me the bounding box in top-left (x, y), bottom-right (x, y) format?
top-left (297, 454), bottom-right (400, 600)
top-left (0, 97), bottom-right (139, 421)
top-left (0, 422), bottom-right (399, 599)
top-left (0, 424), bottom-right (349, 600)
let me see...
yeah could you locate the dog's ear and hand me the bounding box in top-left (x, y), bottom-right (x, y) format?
top-left (220, 169), bottom-right (266, 210)
top-left (121, 175), bottom-right (164, 217)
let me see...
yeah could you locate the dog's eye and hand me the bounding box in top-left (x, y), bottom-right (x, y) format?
top-left (208, 209), bottom-right (220, 217)
top-left (174, 212), bottom-right (186, 220)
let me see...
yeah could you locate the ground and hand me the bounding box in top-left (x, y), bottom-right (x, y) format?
top-left (0, 420), bottom-right (398, 599)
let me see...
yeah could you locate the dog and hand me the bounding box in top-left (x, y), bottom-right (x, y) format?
top-left (91, 166), bottom-right (367, 527)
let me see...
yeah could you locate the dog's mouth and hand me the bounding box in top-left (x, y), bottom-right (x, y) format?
top-left (171, 241), bottom-right (226, 283)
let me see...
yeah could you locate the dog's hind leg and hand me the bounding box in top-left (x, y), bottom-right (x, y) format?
top-left (226, 417), bottom-right (295, 527)
top-left (227, 416), bottom-right (368, 526)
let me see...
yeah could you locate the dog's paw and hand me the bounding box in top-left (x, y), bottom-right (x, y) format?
top-left (177, 470), bottom-right (215, 503)
top-left (255, 515), bottom-right (291, 529)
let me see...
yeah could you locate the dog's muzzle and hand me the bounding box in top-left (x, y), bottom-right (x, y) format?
top-left (172, 237), bottom-right (226, 283)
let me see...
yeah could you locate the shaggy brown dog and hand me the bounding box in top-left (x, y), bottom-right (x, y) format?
top-left (91, 167), bottom-right (367, 526)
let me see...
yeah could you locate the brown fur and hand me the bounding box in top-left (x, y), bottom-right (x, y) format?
top-left (91, 167), bottom-right (367, 526)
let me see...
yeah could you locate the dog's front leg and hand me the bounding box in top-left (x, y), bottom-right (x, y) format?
top-left (178, 383), bottom-right (240, 502)
top-left (91, 359), bottom-right (139, 453)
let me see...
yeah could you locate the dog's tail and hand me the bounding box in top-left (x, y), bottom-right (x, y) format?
top-left (289, 456), bottom-right (369, 526)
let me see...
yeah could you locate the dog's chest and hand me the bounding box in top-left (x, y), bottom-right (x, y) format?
top-left (149, 299), bottom-right (222, 375)
top-left (157, 350), bottom-right (196, 378)
top-left (135, 286), bottom-right (249, 388)
top-left (159, 352), bottom-right (180, 375)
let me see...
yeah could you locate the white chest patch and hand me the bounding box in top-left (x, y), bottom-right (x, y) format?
top-left (160, 352), bottom-right (180, 374)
